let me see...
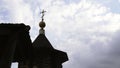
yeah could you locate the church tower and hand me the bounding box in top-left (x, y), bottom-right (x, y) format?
top-left (31, 10), bottom-right (68, 68)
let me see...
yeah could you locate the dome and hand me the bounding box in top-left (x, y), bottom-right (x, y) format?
top-left (39, 20), bottom-right (46, 29)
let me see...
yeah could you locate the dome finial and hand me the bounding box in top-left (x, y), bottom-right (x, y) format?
top-left (39, 10), bottom-right (46, 34)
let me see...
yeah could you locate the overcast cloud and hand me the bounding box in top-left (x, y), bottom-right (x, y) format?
top-left (1, 0), bottom-right (120, 68)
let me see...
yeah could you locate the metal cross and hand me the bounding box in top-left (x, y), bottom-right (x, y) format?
top-left (40, 10), bottom-right (46, 20)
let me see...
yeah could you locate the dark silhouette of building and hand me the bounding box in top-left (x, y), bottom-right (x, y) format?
top-left (0, 24), bottom-right (32, 68)
top-left (0, 11), bottom-right (68, 68)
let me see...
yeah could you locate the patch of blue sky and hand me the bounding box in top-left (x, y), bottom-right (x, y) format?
top-left (11, 63), bottom-right (18, 68)
top-left (64, 0), bottom-right (81, 4)
top-left (107, 0), bottom-right (120, 13)
top-left (0, 0), bottom-right (5, 5)
top-left (92, 0), bottom-right (120, 13)
top-left (0, 8), bottom-right (11, 22)
top-left (0, 0), bottom-right (12, 22)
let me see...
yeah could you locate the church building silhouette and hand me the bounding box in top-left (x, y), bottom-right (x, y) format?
top-left (0, 11), bottom-right (68, 68)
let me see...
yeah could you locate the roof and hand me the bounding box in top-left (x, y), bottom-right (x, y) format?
top-left (33, 33), bottom-right (68, 63)
top-left (33, 34), bottom-right (54, 50)
top-left (52, 49), bottom-right (69, 63)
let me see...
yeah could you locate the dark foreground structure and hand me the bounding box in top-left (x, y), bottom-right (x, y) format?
top-left (0, 13), bottom-right (68, 68)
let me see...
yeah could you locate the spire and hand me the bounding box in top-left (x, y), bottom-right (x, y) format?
top-left (39, 10), bottom-right (46, 34)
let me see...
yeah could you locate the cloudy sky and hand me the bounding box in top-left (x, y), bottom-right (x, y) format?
top-left (1, 0), bottom-right (120, 68)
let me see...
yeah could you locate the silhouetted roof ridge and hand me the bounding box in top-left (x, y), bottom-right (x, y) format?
top-left (0, 23), bottom-right (24, 24)
top-left (0, 23), bottom-right (30, 31)
top-left (0, 23), bottom-right (25, 27)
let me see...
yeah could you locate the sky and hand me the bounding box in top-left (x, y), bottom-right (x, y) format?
top-left (1, 0), bottom-right (120, 68)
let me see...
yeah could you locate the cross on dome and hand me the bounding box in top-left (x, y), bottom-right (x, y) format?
top-left (40, 10), bottom-right (46, 21)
